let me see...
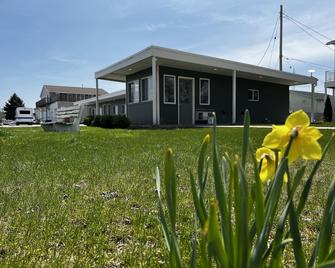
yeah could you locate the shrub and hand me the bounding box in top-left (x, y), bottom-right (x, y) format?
top-left (156, 110), bottom-right (335, 267)
top-left (324, 96), bottom-right (333, 122)
top-left (83, 116), bottom-right (94, 126)
top-left (87, 115), bottom-right (130, 129)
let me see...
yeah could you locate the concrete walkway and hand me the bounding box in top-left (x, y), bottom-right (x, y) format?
top-left (197, 125), bottom-right (335, 130)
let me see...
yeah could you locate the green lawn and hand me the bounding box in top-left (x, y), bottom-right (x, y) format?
top-left (0, 126), bottom-right (334, 267)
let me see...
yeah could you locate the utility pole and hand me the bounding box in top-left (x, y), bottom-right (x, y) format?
top-left (279, 4), bottom-right (283, 71)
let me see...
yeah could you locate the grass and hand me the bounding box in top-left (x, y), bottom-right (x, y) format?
top-left (0, 126), bottom-right (334, 267)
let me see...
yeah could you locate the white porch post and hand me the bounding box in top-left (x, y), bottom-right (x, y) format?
top-left (96, 79), bottom-right (99, 116)
top-left (152, 57), bottom-right (157, 125)
top-left (232, 70), bottom-right (237, 124)
top-left (311, 83), bottom-right (315, 122)
top-left (157, 64), bottom-right (160, 125)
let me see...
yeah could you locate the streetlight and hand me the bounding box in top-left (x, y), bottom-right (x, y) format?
top-left (326, 40), bottom-right (335, 75)
top-left (308, 69), bottom-right (316, 122)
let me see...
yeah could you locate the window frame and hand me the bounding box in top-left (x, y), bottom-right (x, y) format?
top-left (199, 78), bottom-right (211, 105)
top-left (140, 77), bottom-right (150, 102)
top-left (163, 74), bottom-right (176, 104)
top-left (128, 81), bottom-right (135, 104)
top-left (248, 89), bottom-right (260, 102)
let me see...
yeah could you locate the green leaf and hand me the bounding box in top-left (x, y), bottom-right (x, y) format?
top-left (250, 158), bottom-right (287, 268)
top-left (211, 114), bottom-right (233, 265)
top-left (164, 149), bottom-right (177, 232)
top-left (190, 171), bottom-right (207, 227)
top-left (206, 200), bottom-right (229, 268)
top-left (249, 140), bottom-right (265, 236)
top-left (309, 177), bottom-right (335, 266)
top-left (198, 134), bottom-right (210, 190)
top-left (241, 109), bottom-right (250, 170)
top-left (316, 260), bottom-right (335, 268)
top-left (236, 162), bottom-right (250, 267)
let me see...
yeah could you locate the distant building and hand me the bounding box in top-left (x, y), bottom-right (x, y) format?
top-left (35, 85), bottom-right (108, 122)
top-left (73, 90), bottom-right (126, 119)
top-left (290, 90), bottom-right (334, 121)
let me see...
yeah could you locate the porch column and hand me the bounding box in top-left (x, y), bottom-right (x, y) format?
top-left (232, 70), bottom-right (237, 124)
top-left (157, 64), bottom-right (160, 125)
top-left (96, 79), bottom-right (99, 116)
top-left (152, 57), bottom-right (157, 125)
top-left (311, 83), bottom-right (315, 122)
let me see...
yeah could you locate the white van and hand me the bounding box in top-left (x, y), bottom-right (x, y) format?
top-left (15, 107), bottom-right (35, 125)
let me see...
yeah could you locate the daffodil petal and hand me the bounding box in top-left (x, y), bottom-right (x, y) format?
top-left (288, 140), bottom-right (300, 163)
top-left (300, 137), bottom-right (322, 160)
top-left (256, 147), bottom-right (274, 161)
top-left (301, 127), bottom-right (323, 140)
top-left (262, 125), bottom-right (290, 149)
top-left (285, 110), bottom-right (310, 129)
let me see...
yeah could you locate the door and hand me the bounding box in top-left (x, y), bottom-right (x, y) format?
top-left (178, 77), bottom-right (194, 126)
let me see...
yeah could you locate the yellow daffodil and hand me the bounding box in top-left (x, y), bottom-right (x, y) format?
top-left (256, 147), bottom-right (288, 183)
top-left (262, 110), bottom-right (322, 162)
top-left (256, 147), bottom-right (276, 183)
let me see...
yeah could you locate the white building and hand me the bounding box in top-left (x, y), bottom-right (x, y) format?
top-left (35, 85), bottom-right (107, 122)
top-left (289, 90), bottom-right (335, 121)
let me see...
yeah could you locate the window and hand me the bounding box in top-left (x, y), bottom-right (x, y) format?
top-left (199, 78), bottom-right (210, 105)
top-left (141, 78), bottom-right (149, 101)
top-left (112, 105), bottom-right (118, 115)
top-left (121, 104), bottom-right (125, 114)
top-left (164, 75), bottom-right (176, 104)
top-left (107, 104), bottom-right (111, 115)
top-left (128, 80), bottom-right (139, 103)
top-left (248, 89), bottom-right (260, 101)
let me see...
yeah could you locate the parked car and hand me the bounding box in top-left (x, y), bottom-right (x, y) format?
top-left (15, 107), bottom-right (34, 125)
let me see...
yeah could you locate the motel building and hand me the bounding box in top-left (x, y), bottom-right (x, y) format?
top-left (93, 46), bottom-right (317, 126)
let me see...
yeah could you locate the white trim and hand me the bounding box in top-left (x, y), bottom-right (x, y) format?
top-left (232, 70), bottom-right (236, 124)
top-left (248, 89), bottom-right (260, 102)
top-left (178, 76), bottom-right (195, 126)
top-left (140, 76), bottom-right (151, 102)
top-left (163, 74), bottom-right (176, 104)
top-left (127, 80), bottom-right (139, 104)
top-left (157, 64), bottom-right (160, 125)
top-left (152, 57), bottom-right (157, 125)
top-left (199, 78), bottom-right (210, 105)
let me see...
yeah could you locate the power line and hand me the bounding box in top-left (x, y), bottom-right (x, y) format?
top-left (284, 56), bottom-right (332, 70)
top-left (257, 15), bottom-right (279, 65)
top-left (283, 13), bottom-right (332, 41)
top-left (283, 14), bottom-right (334, 51)
top-left (269, 22), bottom-right (279, 67)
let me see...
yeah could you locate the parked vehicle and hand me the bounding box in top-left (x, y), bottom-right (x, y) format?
top-left (15, 107), bottom-right (34, 125)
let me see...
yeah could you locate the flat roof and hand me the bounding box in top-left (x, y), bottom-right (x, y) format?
top-left (73, 89), bottom-right (125, 106)
top-left (95, 45), bottom-right (317, 86)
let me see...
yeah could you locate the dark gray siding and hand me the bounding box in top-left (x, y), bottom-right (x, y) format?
top-left (128, 101), bottom-right (153, 125)
top-left (235, 78), bottom-right (289, 124)
top-left (126, 68), bottom-right (153, 125)
top-left (159, 66), bottom-right (289, 124)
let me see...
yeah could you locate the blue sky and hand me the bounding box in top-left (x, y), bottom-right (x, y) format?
top-left (0, 0), bottom-right (334, 107)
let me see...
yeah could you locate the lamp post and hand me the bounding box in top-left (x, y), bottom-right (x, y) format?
top-left (326, 40), bottom-right (335, 96)
top-left (309, 69), bottom-right (316, 122)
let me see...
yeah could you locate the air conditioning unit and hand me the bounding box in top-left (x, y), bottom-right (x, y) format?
top-left (196, 111), bottom-right (214, 124)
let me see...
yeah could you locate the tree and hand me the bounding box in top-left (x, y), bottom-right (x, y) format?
top-left (323, 96), bottom-right (333, 122)
top-left (3, 93), bottom-right (25, 120)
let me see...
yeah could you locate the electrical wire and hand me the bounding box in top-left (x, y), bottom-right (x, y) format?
top-left (284, 56), bottom-right (332, 70)
top-left (268, 23), bottom-right (279, 67)
top-left (257, 15), bottom-right (279, 65)
top-left (283, 13), bottom-right (332, 41)
top-left (283, 14), bottom-right (334, 51)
